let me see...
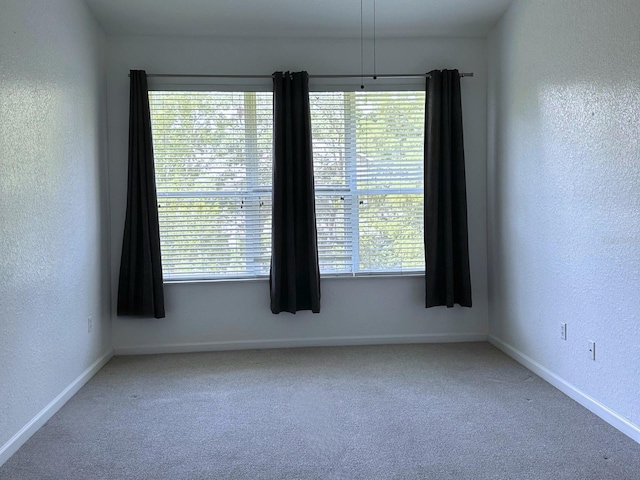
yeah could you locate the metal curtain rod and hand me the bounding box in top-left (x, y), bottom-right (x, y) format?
top-left (135, 72), bottom-right (474, 80)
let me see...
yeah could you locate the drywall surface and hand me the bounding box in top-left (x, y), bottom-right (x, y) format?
top-left (0, 0), bottom-right (111, 454)
top-left (487, 0), bottom-right (640, 428)
top-left (107, 35), bottom-right (489, 350)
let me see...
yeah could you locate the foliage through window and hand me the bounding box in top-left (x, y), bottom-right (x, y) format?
top-left (149, 89), bottom-right (425, 280)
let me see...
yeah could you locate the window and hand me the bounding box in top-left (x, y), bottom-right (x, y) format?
top-left (149, 91), bottom-right (273, 280)
top-left (311, 91), bottom-right (425, 275)
top-left (149, 89), bottom-right (425, 281)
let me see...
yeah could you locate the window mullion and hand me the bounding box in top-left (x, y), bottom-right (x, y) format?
top-left (244, 92), bottom-right (259, 276)
top-left (345, 92), bottom-right (359, 275)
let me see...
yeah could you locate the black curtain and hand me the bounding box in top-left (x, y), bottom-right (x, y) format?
top-left (270, 71), bottom-right (321, 314)
top-left (117, 70), bottom-right (165, 318)
top-left (424, 69), bottom-right (472, 308)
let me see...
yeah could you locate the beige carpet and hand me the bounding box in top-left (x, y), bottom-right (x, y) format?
top-left (1, 343), bottom-right (639, 479)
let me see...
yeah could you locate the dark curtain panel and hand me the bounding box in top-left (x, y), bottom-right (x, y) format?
top-left (270, 71), bottom-right (321, 314)
top-left (117, 70), bottom-right (165, 318)
top-left (424, 69), bottom-right (472, 308)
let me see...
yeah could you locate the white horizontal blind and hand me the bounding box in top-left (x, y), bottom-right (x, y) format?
top-left (149, 89), bottom-right (424, 281)
top-left (310, 91), bottom-right (426, 275)
top-left (310, 92), bottom-right (354, 274)
top-left (149, 91), bottom-right (273, 280)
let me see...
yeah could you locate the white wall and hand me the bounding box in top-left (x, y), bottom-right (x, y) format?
top-left (106, 35), bottom-right (489, 352)
top-left (0, 0), bottom-right (111, 459)
top-left (488, 0), bottom-right (640, 434)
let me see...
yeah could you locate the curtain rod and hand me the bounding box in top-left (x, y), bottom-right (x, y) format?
top-left (133, 72), bottom-right (473, 80)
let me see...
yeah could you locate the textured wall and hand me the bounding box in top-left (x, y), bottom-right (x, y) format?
top-left (0, 0), bottom-right (111, 450)
top-left (488, 0), bottom-right (640, 428)
top-left (107, 36), bottom-right (489, 351)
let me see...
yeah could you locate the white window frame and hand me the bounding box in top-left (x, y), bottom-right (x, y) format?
top-left (310, 81), bottom-right (426, 277)
top-left (148, 78), bottom-right (426, 282)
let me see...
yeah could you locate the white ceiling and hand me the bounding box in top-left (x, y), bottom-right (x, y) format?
top-left (84, 0), bottom-right (512, 38)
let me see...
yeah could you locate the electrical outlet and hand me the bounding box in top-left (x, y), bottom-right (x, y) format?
top-left (88, 316), bottom-right (93, 333)
top-left (588, 340), bottom-right (596, 360)
top-left (560, 322), bottom-right (567, 340)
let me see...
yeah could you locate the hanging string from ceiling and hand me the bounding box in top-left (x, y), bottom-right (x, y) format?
top-left (373, 0), bottom-right (377, 80)
top-left (133, 1), bottom-right (475, 83)
top-left (360, 0), bottom-right (365, 89)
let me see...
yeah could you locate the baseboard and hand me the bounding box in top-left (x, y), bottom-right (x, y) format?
top-left (489, 335), bottom-right (640, 444)
top-left (114, 333), bottom-right (488, 355)
top-left (0, 349), bottom-right (114, 467)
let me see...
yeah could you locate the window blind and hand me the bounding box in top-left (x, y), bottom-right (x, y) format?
top-left (149, 89), bottom-right (425, 281)
top-left (310, 91), bottom-right (426, 274)
top-left (149, 91), bottom-right (273, 280)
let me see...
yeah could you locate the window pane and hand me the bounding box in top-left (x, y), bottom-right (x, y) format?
top-left (311, 91), bottom-right (425, 275)
top-left (355, 91), bottom-right (425, 190)
top-left (315, 193), bottom-right (353, 274)
top-left (310, 92), bottom-right (350, 189)
top-left (149, 91), bottom-right (273, 280)
top-left (358, 193), bottom-right (424, 273)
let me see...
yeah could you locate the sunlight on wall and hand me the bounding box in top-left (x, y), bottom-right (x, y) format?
top-left (538, 81), bottom-right (640, 256)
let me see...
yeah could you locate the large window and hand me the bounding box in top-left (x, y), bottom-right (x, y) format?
top-left (149, 89), bottom-right (425, 281)
top-left (311, 91), bottom-right (425, 274)
top-left (149, 92), bottom-right (273, 280)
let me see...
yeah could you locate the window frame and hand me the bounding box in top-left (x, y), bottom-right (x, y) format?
top-left (148, 77), bottom-right (427, 283)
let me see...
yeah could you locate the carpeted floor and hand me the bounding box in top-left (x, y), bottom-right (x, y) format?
top-left (1, 343), bottom-right (639, 479)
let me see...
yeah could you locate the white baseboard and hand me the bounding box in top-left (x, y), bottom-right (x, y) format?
top-left (0, 349), bottom-right (114, 467)
top-left (489, 335), bottom-right (640, 444)
top-left (114, 333), bottom-right (488, 355)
